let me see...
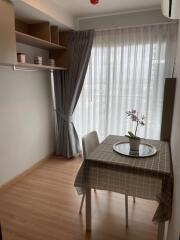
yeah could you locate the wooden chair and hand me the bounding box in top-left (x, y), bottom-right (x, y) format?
top-left (78, 131), bottom-right (135, 228)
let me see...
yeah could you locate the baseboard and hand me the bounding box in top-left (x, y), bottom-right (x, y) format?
top-left (0, 153), bottom-right (54, 194)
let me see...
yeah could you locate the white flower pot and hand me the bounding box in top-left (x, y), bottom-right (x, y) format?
top-left (129, 138), bottom-right (140, 152)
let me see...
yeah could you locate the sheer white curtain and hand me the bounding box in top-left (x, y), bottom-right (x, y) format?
top-left (73, 23), bottom-right (178, 141)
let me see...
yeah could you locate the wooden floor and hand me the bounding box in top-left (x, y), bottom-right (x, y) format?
top-left (0, 157), bottom-right (158, 240)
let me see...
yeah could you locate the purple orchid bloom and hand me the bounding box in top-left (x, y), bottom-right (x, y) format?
top-left (125, 110), bottom-right (145, 138)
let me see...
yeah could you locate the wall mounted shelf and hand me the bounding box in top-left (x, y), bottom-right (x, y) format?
top-left (16, 31), bottom-right (66, 50)
top-left (0, 2), bottom-right (69, 72)
top-left (14, 63), bottom-right (67, 71)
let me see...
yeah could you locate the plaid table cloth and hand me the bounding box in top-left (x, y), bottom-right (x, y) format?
top-left (74, 135), bottom-right (173, 223)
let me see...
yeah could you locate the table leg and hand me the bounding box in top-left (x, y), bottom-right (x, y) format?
top-left (0, 224), bottom-right (2, 240)
top-left (125, 195), bottom-right (128, 228)
top-left (86, 187), bottom-right (91, 232)
top-left (158, 222), bottom-right (165, 240)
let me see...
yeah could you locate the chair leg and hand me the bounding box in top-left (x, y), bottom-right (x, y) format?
top-left (133, 196), bottom-right (136, 203)
top-left (125, 195), bottom-right (128, 228)
top-left (79, 194), bottom-right (85, 214)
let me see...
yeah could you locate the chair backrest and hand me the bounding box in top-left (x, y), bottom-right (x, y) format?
top-left (82, 131), bottom-right (99, 159)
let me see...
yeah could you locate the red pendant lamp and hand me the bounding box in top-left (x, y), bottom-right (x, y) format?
top-left (90, 0), bottom-right (99, 5)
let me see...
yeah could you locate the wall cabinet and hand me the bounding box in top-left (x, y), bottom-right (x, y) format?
top-left (0, 0), bottom-right (16, 65)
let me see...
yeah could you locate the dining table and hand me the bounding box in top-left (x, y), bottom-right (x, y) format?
top-left (74, 135), bottom-right (173, 240)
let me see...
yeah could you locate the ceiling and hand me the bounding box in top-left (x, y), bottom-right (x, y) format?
top-left (52, 0), bottom-right (161, 18)
top-left (12, 0), bottom-right (75, 29)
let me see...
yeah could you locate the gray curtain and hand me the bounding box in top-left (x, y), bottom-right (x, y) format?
top-left (53, 30), bottom-right (94, 158)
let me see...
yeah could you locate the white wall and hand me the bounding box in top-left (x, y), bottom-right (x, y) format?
top-left (78, 9), bottom-right (171, 30)
top-left (167, 21), bottom-right (180, 240)
top-left (0, 55), bottom-right (55, 186)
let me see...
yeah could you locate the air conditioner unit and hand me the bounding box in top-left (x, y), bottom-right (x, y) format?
top-left (161, 0), bottom-right (180, 19)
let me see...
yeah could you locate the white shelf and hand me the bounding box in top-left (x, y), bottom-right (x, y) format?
top-left (14, 63), bottom-right (67, 71)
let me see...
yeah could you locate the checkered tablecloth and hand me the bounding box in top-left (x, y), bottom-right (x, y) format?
top-left (74, 135), bottom-right (173, 223)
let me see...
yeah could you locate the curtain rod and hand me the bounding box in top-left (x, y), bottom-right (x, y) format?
top-left (95, 21), bottom-right (178, 32)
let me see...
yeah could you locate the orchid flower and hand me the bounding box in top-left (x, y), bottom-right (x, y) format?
top-left (125, 110), bottom-right (145, 139)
